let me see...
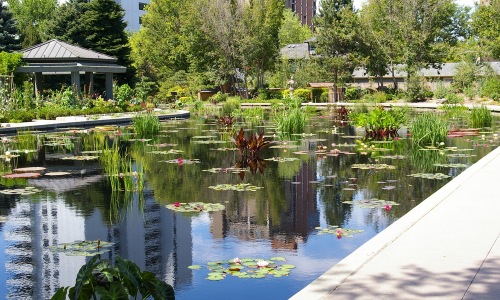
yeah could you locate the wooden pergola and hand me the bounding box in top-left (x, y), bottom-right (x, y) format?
top-left (16, 39), bottom-right (126, 100)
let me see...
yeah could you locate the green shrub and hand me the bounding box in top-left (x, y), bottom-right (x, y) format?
top-left (222, 97), bottom-right (241, 115)
top-left (293, 88), bottom-right (311, 101)
top-left (350, 106), bottom-right (407, 139)
top-left (410, 112), bottom-right (448, 146)
top-left (405, 75), bottom-right (426, 102)
top-left (344, 87), bottom-right (360, 100)
top-left (470, 106), bottom-right (492, 128)
top-left (320, 91), bottom-right (329, 102)
top-left (209, 91), bottom-right (228, 104)
top-left (480, 77), bottom-right (500, 100)
top-left (311, 88), bottom-right (327, 102)
top-left (115, 83), bottom-right (134, 105)
top-left (433, 81), bottom-right (450, 99)
top-left (444, 93), bottom-right (463, 104)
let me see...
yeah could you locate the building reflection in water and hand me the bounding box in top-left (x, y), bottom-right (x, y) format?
top-left (210, 161), bottom-right (320, 251)
top-left (1, 189), bottom-right (193, 299)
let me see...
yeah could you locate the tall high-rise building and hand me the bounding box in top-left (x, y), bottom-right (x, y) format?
top-left (284, 0), bottom-right (318, 29)
top-left (114, 0), bottom-right (150, 31)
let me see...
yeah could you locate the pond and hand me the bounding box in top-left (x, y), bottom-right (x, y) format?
top-left (0, 112), bottom-right (499, 299)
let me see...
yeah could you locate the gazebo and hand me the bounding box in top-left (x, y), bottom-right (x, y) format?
top-left (16, 39), bottom-right (126, 100)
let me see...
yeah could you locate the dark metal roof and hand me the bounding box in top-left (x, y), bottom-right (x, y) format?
top-left (21, 39), bottom-right (117, 62)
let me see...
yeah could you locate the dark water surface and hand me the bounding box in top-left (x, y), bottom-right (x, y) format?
top-left (0, 114), bottom-right (498, 299)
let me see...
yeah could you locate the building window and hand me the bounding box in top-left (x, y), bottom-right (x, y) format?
top-left (139, 2), bottom-right (147, 10)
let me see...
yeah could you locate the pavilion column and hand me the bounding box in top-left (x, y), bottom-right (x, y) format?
top-left (34, 72), bottom-right (43, 97)
top-left (70, 71), bottom-right (81, 97)
top-left (105, 72), bottom-right (113, 100)
top-left (84, 72), bottom-right (94, 96)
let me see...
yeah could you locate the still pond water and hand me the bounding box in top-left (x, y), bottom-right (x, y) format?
top-left (0, 113), bottom-right (499, 299)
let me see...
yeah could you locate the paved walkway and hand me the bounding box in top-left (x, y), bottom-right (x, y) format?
top-left (0, 109), bottom-right (190, 135)
top-left (291, 145), bottom-right (500, 299)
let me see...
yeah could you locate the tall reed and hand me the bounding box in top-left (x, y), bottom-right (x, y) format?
top-left (410, 112), bottom-right (448, 146)
top-left (275, 108), bottom-right (306, 134)
top-left (133, 113), bottom-right (160, 138)
top-left (470, 105), bottom-right (492, 128)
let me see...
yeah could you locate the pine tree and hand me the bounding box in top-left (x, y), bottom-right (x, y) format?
top-left (0, 2), bottom-right (21, 52)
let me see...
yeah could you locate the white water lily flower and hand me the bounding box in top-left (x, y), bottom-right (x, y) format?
top-left (233, 257), bottom-right (241, 264)
top-left (256, 260), bottom-right (269, 268)
top-left (5, 151), bottom-right (10, 156)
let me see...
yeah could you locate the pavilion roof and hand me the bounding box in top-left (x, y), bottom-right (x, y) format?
top-left (21, 39), bottom-right (117, 62)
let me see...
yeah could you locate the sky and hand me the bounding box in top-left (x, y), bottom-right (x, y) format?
top-left (353, 0), bottom-right (477, 10)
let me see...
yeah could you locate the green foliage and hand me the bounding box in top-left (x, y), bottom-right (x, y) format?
top-left (444, 93), bottom-right (463, 104)
top-left (350, 106), bottom-right (407, 139)
top-left (222, 97), bottom-right (241, 115)
top-left (470, 105), bottom-right (492, 128)
top-left (11, 81), bottom-right (36, 109)
top-left (452, 60), bottom-right (480, 93)
top-left (209, 92), bottom-right (228, 104)
top-left (275, 107), bottom-right (307, 134)
top-left (293, 88), bottom-right (311, 101)
top-left (344, 87), bottom-right (361, 100)
top-left (50, 255), bottom-right (175, 300)
top-left (0, 51), bottom-right (23, 75)
top-left (0, 3), bottom-right (22, 52)
top-left (471, 0), bottom-right (500, 59)
top-left (45, 0), bottom-right (133, 83)
top-left (480, 76), bottom-right (500, 101)
top-left (133, 113), bottom-right (160, 138)
top-left (7, 0), bottom-right (56, 47)
top-left (114, 83), bottom-right (134, 106)
top-left (405, 73), bottom-right (426, 102)
top-left (440, 104), bottom-right (469, 120)
top-left (278, 8), bottom-right (313, 48)
top-left (410, 112), bottom-right (448, 146)
top-left (433, 81), bottom-right (451, 99)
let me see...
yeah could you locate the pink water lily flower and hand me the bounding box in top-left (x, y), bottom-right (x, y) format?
top-left (177, 157), bottom-right (184, 165)
top-left (233, 258), bottom-right (241, 264)
top-left (385, 205), bottom-right (391, 211)
top-left (174, 202), bottom-right (180, 207)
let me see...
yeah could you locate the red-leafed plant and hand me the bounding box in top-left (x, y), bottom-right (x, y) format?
top-left (230, 128), bottom-right (270, 179)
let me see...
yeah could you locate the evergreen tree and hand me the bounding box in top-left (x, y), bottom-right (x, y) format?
top-left (0, 2), bottom-right (21, 52)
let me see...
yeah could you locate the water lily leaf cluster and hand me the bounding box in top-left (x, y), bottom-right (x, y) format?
top-left (351, 163), bottom-right (396, 170)
top-left (209, 183), bottom-right (263, 192)
top-left (433, 163), bottom-right (467, 168)
top-left (61, 156), bottom-right (99, 161)
top-left (48, 240), bottom-right (114, 256)
top-left (343, 198), bottom-right (400, 209)
top-left (166, 202), bottom-right (225, 213)
top-left (188, 257), bottom-right (296, 281)
top-left (407, 173), bottom-right (451, 179)
top-left (315, 226), bottom-right (364, 237)
top-left (203, 167), bottom-right (247, 174)
top-left (148, 149), bottom-right (184, 155)
top-left (162, 158), bottom-right (200, 164)
top-left (0, 186), bottom-right (42, 195)
top-left (264, 157), bottom-right (299, 162)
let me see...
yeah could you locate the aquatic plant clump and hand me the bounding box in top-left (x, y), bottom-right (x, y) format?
top-left (132, 113), bottom-right (161, 138)
top-left (165, 202), bottom-right (225, 213)
top-left (470, 106), bottom-right (492, 128)
top-left (48, 240), bottom-right (114, 256)
top-left (188, 257), bottom-right (296, 281)
top-left (209, 183), bottom-right (263, 192)
top-left (410, 112), bottom-right (448, 146)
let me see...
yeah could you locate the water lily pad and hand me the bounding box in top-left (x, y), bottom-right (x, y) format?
top-left (343, 198), bottom-right (400, 209)
top-left (188, 265), bottom-right (203, 270)
top-left (148, 149), bottom-right (184, 155)
top-left (45, 172), bottom-right (72, 176)
top-left (162, 158), bottom-right (200, 164)
top-left (191, 257), bottom-right (295, 281)
top-left (60, 156), bottom-right (98, 161)
top-left (166, 202), bottom-right (225, 213)
top-left (407, 173), bottom-right (451, 179)
top-left (351, 164), bottom-right (396, 170)
top-left (264, 157), bottom-right (299, 162)
top-left (203, 167), bottom-right (247, 174)
top-left (316, 226), bottom-right (364, 237)
top-left (433, 163), bottom-right (467, 168)
top-left (13, 167), bottom-right (46, 173)
top-left (48, 240), bottom-right (114, 256)
top-left (208, 183), bottom-right (263, 192)
top-left (2, 172), bottom-right (42, 179)
top-left (0, 187), bottom-right (42, 195)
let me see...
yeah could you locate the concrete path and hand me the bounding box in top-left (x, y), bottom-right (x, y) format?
top-left (0, 109), bottom-right (190, 135)
top-left (291, 145), bottom-right (500, 300)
